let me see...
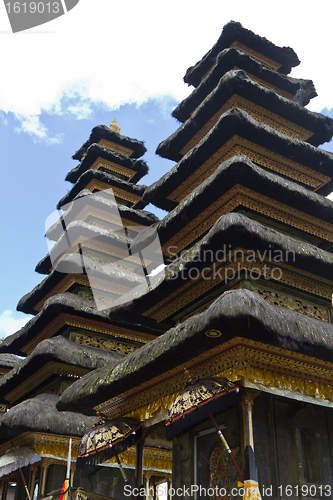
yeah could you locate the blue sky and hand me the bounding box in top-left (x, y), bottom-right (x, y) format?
top-left (0, 0), bottom-right (333, 338)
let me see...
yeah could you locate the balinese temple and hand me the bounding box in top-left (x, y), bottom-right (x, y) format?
top-left (2, 19), bottom-right (333, 500)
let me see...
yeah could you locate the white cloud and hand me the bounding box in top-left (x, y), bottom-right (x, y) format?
top-left (0, 310), bottom-right (31, 340)
top-left (0, 0), bottom-right (332, 142)
top-left (14, 113), bottom-right (64, 144)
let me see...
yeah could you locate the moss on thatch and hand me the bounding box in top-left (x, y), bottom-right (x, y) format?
top-left (0, 293), bottom-right (164, 357)
top-left (57, 288), bottom-right (333, 415)
top-left (0, 393), bottom-right (97, 442)
top-left (0, 336), bottom-right (124, 404)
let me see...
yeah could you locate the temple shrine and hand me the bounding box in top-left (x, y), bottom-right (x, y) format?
top-left (1, 20), bottom-right (333, 500)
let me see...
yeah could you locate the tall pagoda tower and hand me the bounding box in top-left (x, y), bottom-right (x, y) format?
top-left (55, 21), bottom-right (333, 500)
top-left (0, 122), bottom-right (172, 500)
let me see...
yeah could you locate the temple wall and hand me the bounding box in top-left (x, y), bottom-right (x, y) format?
top-left (172, 405), bottom-right (241, 499)
top-left (253, 393), bottom-right (333, 500)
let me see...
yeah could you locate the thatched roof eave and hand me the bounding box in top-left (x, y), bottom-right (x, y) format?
top-left (72, 125), bottom-right (146, 161)
top-left (184, 21), bottom-right (300, 86)
top-left (57, 288), bottom-right (333, 414)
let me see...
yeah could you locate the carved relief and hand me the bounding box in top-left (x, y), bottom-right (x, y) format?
top-left (251, 285), bottom-right (330, 321)
top-left (76, 333), bottom-right (138, 354)
top-left (180, 96), bottom-right (312, 157)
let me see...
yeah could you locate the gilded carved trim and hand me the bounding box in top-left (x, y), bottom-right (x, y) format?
top-left (34, 275), bottom-right (90, 312)
top-left (67, 206), bottom-right (144, 234)
top-left (97, 139), bottom-right (134, 157)
top-left (51, 235), bottom-right (143, 269)
top-left (4, 362), bottom-right (89, 404)
top-left (168, 135), bottom-right (329, 203)
top-left (96, 337), bottom-right (333, 420)
top-left (89, 158), bottom-right (134, 180)
top-left (76, 333), bottom-right (139, 354)
top-left (143, 248), bottom-right (333, 322)
top-left (229, 42), bottom-right (282, 70)
top-left (163, 184), bottom-right (333, 256)
top-left (180, 95), bottom-right (313, 156)
top-left (232, 67), bottom-right (294, 99)
top-left (84, 180), bottom-right (141, 205)
top-left (22, 313), bottom-right (155, 355)
top-left (251, 284), bottom-right (330, 322)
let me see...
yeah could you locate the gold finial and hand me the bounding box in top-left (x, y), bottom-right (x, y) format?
top-left (110, 118), bottom-right (121, 134)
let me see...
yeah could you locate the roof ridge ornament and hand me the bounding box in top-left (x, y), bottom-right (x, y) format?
top-left (110, 118), bottom-right (121, 134)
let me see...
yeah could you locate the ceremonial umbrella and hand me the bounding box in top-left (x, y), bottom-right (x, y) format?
top-left (166, 377), bottom-right (243, 481)
top-left (77, 417), bottom-right (141, 500)
top-left (77, 417), bottom-right (141, 468)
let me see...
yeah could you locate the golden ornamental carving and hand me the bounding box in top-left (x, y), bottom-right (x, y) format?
top-left (89, 158), bottom-right (134, 181)
top-left (76, 333), bottom-right (138, 354)
top-left (168, 135), bottom-right (329, 203)
top-left (98, 139), bottom-right (134, 158)
top-left (163, 185), bottom-right (333, 257)
top-left (251, 284), bottom-right (330, 322)
top-left (96, 337), bottom-right (333, 420)
top-left (180, 95), bottom-right (313, 157)
top-left (229, 41), bottom-right (282, 70)
top-left (143, 248), bottom-right (333, 322)
top-left (4, 361), bottom-right (89, 404)
top-left (84, 180), bottom-right (141, 206)
top-left (22, 313), bottom-right (155, 355)
top-left (233, 67), bottom-right (294, 100)
top-left (54, 204), bottom-right (143, 238)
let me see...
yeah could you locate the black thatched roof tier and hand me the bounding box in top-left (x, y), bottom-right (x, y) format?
top-left (73, 125), bottom-right (146, 161)
top-left (0, 354), bottom-right (21, 374)
top-left (36, 219), bottom-right (132, 274)
top-left (157, 70), bottom-right (333, 162)
top-left (0, 293), bottom-right (165, 357)
top-left (66, 144), bottom-right (148, 184)
top-left (36, 219), bottom-right (159, 276)
top-left (146, 108), bottom-right (333, 210)
top-left (105, 213), bottom-right (333, 325)
top-left (47, 189), bottom-right (159, 242)
top-left (57, 169), bottom-right (147, 210)
top-left (0, 393), bottom-right (97, 443)
top-left (18, 254), bottom-right (146, 315)
top-left (139, 155), bottom-right (333, 256)
top-left (184, 21), bottom-right (300, 86)
top-left (0, 336), bottom-right (124, 405)
top-left (175, 48), bottom-right (316, 123)
top-left (57, 288), bottom-right (333, 415)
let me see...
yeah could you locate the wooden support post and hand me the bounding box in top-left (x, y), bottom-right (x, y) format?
top-left (135, 441), bottom-right (145, 489)
top-left (1, 479), bottom-right (9, 500)
top-left (70, 465), bottom-right (76, 488)
top-left (242, 389), bottom-right (261, 481)
top-left (39, 461), bottom-right (49, 498)
top-left (29, 464), bottom-right (38, 500)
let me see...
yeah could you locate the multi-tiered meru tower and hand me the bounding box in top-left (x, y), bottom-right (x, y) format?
top-left (56, 21), bottom-right (333, 500)
top-left (2, 20), bottom-right (333, 500)
top-left (0, 121), bottom-right (171, 500)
